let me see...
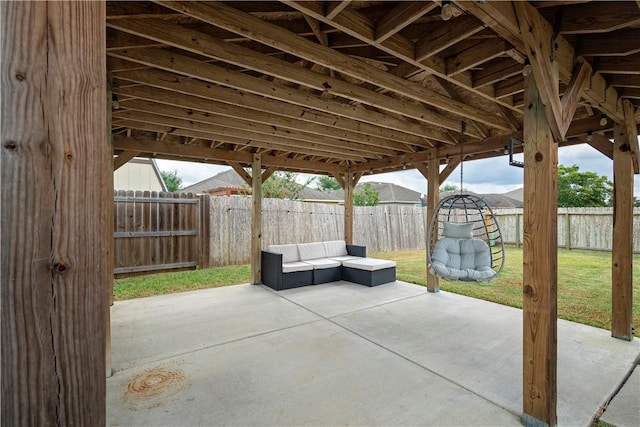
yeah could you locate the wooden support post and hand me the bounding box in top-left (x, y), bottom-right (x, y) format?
top-left (522, 74), bottom-right (558, 427)
top-left (611, 122), bottom-right (634, 340)
top-left (106, 80), bottom-right (114, 378)
top-left (426, 157), bottom-right (440, 293)
top-left (251, 154), bottom-right (262, 285)
top-left (1, 1), bottom-right (107, 424)
top-left (343, 169), bottom-right (361, 244)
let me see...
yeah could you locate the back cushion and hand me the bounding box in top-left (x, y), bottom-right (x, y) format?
top-left (268, 244), bottom-right (299, 263)
top-left (443, 222), bottom-right (474, 239)
top-left (297, 242), bottom-right (326, 261)
top-left (432, 237), bottom-right (461, 269)
top-left (323, 240), bottom-right (348, 257)
top-left (459, 239), bottom-right (492, 270)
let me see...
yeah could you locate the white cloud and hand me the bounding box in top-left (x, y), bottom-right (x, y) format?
top-left (155, 159), bottom-right (230, 187)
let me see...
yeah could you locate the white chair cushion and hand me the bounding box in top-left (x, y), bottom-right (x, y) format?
top-left (329, 255), bottom-right (361, 263)
top-left (443, 222), bottom-right (473, 239)
top-left (303, 258), bottom-right (341, 269)
top-left (297, 242), bottom-right (326, 261)
top-left (268, 244), bottom-right (300, 263)
top-left (282, 261), bottom-right (314, 273)
top-left (342, 257), bottom-right (396, 271)
top-left (431, 237), bottom-right (496, 282)
top-left (432, 237), bottom-right (461, 269)
top-left (323, 240), bottom-right (348, 257)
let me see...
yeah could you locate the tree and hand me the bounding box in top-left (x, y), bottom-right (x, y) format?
top-left (440, 183), bottom-right (459, 192)
top-left (316, 175), bottom-right (341, 191)
top-left (558, 164), bottom-right (612, 207)
top-left (161, 169), bottom-right (183, 192)
top-left (261, 171), bottom-right (313, 199)
top-left (353, 182), bottom-right (379, 206)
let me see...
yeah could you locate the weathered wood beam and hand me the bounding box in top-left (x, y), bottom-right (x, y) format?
top-left (461, 0), bottom-right (624, 123)
top-left (560, 60), bottom-right (592, 136)
top-left (110, 56), bottom-right (439, 146)
top-left (596, 54), bottom-right (640, 75)
top-left (113, 84), bottom-right (414, 152)
top-left (584, 134), bottom-right (614, 160)
top-left (229, 162), bottom-right (252, 187)
top-left (446, 39), bottom-right (510, 76)
top-left (113, 107), bottom-right (373, 161)
top-left (426, 156), bottom-right (440, 293)
top-left (473, 58), bottom-right (522, 89)
top-left (552, 1), bottom-right (640, 34)
top-left (114, 99), bottom-right (394, 158)
top-left (325, 0), bottom-right (351, 20)
top-left (522, 74), bottom-right (558, 427)
top-left (439, 158), bottom-right (462, 183)
top-left (287, 0), bottom-right (519, 116)
top-left (302, 14), bottom-right (328, 46)
top-left (580, 29), bottom-right (640, 57)
top-left (2, 1), bottom-right (107, 424)
top-left (515, 2), bottom-right (564, 141)
top-left (251, 154), bottom-right (262, 285)
top-left (415, 15), bottom-right (485, 62)
top-left (343, 169), bottom-right (359, 244)
top-left (374, 1), bottom-right (436, 43)
top-left (106, 21), bottom-right (466, 138)
top-left (432, 76), bottom-right (489, 138)
top-left (113, 150), bottom-right (140, 170)
top-left (611, 121), bottom-right (634, 340)
top-left (159, 0), bottom-right (510, 129)
top-left (113, 135), bottom-right (343, 174)
top-left (622, 100), bottom-right (640, 173)
top-left (262, 166), bottom-right (276, 183)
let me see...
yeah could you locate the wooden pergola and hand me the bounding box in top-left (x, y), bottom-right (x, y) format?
top-left (2, 1), bottom-right (638, 426)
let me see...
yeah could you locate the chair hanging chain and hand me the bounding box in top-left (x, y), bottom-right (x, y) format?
top-left (459, 121), bottom-right (466, 194)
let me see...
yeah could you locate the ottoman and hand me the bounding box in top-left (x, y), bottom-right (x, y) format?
top-left (342, 258), bottom-right (396, 287)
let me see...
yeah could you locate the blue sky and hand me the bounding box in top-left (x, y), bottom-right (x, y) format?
top-left (157, 143), bottom-right (640, 197)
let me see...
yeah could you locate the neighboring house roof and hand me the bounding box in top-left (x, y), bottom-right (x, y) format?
top-left (180, 168), bottom-right (245, 193)
top-left (324, 181), bottom-right (423, 204)
top-left (439, 191), bottom-right (523, 208)
top-left (503, 188), bottom-right (524, 203)
top-left (114, 157), bottom-right (167, 192)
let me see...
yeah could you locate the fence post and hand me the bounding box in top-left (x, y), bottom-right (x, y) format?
top-left (564, 211), bottom-right (571, 250)
top-left (199, 194), bottom-right (211, 269)
top-left (515, 212), bottom-right (521, 248)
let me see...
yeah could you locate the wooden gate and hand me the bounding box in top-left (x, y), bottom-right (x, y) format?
top-left (114, 190), bottom-right (199, 277)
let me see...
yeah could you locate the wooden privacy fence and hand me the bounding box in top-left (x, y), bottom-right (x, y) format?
top-left (199, 196), bottom-right (427, 267)
top-left (493, 207), bottom-right (640, 253)
top-left (115, 195), bottom-right (640, 272)
top-left (114, 190), bottom-right (199, 277)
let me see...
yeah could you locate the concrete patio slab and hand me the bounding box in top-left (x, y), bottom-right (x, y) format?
top-left (600, 366), bottom-right (640, 427)
top-left (111, 284), bottom-right (320, 371)
top-left (107, 282), bottom-right (639, 426)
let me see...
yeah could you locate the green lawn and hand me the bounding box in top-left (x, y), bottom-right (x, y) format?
top-left (114, 247), bottom-right (639, 336)
top-left (371, 247), bottom-right (640, 335)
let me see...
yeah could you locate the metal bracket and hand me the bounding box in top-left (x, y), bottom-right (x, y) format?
top-left (509, 137), bottom-right (524, 168)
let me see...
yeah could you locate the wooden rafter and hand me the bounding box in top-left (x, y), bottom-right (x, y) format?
top-left (113, 150), bottom-right (140, 170)
top-left (286, 0), bottom-right (520, 116)
top-left (374, 1), bottom-right (437, 43)
top-left (113, 135), bottom-right (343, 173)
top-left (106, 38), bottom-right (454, 143)
top-left (114, 93), bottom-right (404, 156)
top-left (622, 99), bottom-right (640, 173)
top-left (154, 1), bottom-right (511, 130)
top-left (460, 0), bottom-right (624, 124)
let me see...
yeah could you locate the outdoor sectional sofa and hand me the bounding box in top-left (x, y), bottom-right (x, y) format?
top-left (261, 240), bottom-right (396, 291)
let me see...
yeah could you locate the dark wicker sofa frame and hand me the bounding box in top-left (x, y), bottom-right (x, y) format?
top-left (261, 244), bottom-right (366, 291)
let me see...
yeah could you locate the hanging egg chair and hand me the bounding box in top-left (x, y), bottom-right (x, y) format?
top-left (427, 193), bottom-right (505, 282)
